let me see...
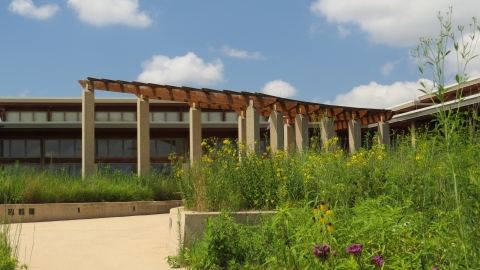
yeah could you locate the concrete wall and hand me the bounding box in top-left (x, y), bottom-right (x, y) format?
top-left (168, 207), bottom-right (276, 255)
top-left (2, 200), bottom-right (182, 223)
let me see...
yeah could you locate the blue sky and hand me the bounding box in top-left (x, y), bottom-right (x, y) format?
top-left (1, 0), bottom-right (479, 109)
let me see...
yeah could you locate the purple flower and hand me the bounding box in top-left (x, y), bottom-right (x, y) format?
top-left (433, 268), bottom-right (439, 270)
top-left (346, 243), bottom-right (363, 256)
top-left (313, 244), bottom-right (331, 261)
top-left (333, 250), bottom-right (338, 256)
top-left (371, 255), bottom-right (385, 267)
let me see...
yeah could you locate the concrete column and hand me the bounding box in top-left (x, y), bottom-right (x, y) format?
top-left (321, 117), bottom-right (335, 147)
top-left (189, 105), bottom-right (202, 164)
top-left (378, 121), bottom-right (390, 145)
top-left (284, 121), bottom-right (295, 153)
top-left (137, 97), bottom-right (150, 177)
top-left (270, 110), bottom-right (284, 152)
top-left (238, 113), bottom-right (246, 144)
top-left (348, 119), bottom-right (361, 153)
top-left (295, 113), bottom-right (308, 151)
top-left (411, 121), bottom-right (420, 147)
top-left (246, 101), bottom-right (260, 155)
top-left (82, 84), bottom-right (95, 178)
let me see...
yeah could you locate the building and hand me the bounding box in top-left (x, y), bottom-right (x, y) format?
top-left (13, 76), bottom-right (468, 175)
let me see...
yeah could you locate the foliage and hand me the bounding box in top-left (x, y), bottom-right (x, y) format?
top-left (0, 166), bottom-right (180, 204)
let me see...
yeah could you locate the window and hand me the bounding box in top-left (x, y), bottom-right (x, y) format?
top-left (0, 140), bottom-right (41, 158)
top-left (95, 139), bottom-right (138, 157)
top-left (150, 139), bottom-right (186, 157)
top-left (45, 140), bottom-right (82, 158)
top-left (6, 112), bottom-right (19, 122)
top-left (225, 112), bottom-right (238, 122)
top-left (182, 112), bottom-right (189, 122)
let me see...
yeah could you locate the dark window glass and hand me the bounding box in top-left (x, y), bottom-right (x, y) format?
top-left (1, 140), bottom-right (9, 157)
top-left (11, 140), bottom-right (25, 158)
top-left (150, 140), bottom-right (156, 157)
top-left (108, 140), bottom-right (123, 157)
top-left (157, 140), bottom-right (171, 157)
top-left (45, 140), bottom-right (59, 158)
top-left (26, 140), bottom-right (40, 157)
top-left (75, 140), bottom-right (82, 157)
top-left (60, 140), bottom-right (75, 157)
top-left (124, 140), bottom-right (137, 157)
top-left (97, 140), bottom-right (108, 157)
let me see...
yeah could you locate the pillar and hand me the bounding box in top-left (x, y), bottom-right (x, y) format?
top-left (137, 97), bottom-right (150, 176)
top-left (348, 119), bottom-right (361, 153)
top-left (411, 121), bottom-right (420, 147)
top-left (284, 121), bottom-right (295, 153)
top-left (238, 112), bottom-right (246, 144)
top-left (82, 84), bottom-right (95, 178)
top-left (321, 117), bottom-right (335, 147)
top-left (270, 110), bottom-right (284, 152)
top-left (295, 113), bottom-right (308, 151)
top-left (189, 105), bottom-right (202, 164)
top-left (246, 101), bottom-right (259, 155)
top-left (378, 120), bottom-right (390, 145)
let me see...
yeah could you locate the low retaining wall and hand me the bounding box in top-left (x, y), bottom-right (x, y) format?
top-left (1, 200), bottom-right (183, 223)
top-left (167, 206), bottom-right (276, 256)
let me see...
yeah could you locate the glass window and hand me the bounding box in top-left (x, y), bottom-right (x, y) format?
top-left (123, 112), bottom-right (135, 122)
top-left (171, 140), bottom-right (176, 153)
top-left (108, 140), bottom-right (123, 157)
top-left (6, 112), bottom-right (20, 122)
top-left (225, 112), bottom-right (238, 122)
top-left (166, 112), bottom-right (179, 122)
top-left (182, 112), bottom-right (189, 122)
top-left (201, 112), bottom-right (209, 122)
top-left (96, 112), bottom-right (108, 121)
top-left (150, 140), bottom-right (156, 157)
top-left (65, 112), bottom-right (78, 121)
top-left (124, 140), bottom-right (137, 157)
top-left (152, 112), bottom-right (165, 122)
top-left (51, 112), bottom-right (64, 122)
top-left (109, 112), bottom-right (122, 121)
top-left (34, 112), bottom-right (47, 122)
top-left (21, 112), bottom-right (34, 122)
top-left (156, 140), bottom-right (171, 157)
top-left (2, 140), bottom-right (9, 157)
top-left (60, 140), bottom-right (75, 157)
top-left (96, 140), bottom-right (108, 157)
top-left (75, 140), bottom-right (82, 157)
top-left (78, 113), bottom-right (82, 122)
top-left (45, 140), bottom-right (59, 158)
top-left (26, 140), bottom-right (40, 157)
top-left (174, 139), bottom-right (186, 156)
top-left (11, 140), bottom-right (25, 158)
top-left (209, 112), bottom-right (222, 122)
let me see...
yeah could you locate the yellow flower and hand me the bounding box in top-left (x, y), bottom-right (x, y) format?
top-left (326, 208), bottom-right (333, 216)
top-left (377, 155), bottom-right (382, 160)
top-left (415, 155), bottom-right (420, 161)
top-left (327, 223), bottom-right (334, 232)
top-left (201, 141), bottom-right (207, 147)
top-left (320, 215), bottom-right (326, 224)
top-left (320, 203), bottom-right (326, 211)
top-left (223, 139), bottom-right (230, 145)
top-left (313, 208), bottom-right (318, 215)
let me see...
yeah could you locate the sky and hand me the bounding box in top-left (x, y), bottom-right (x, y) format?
top-left (1, 0), bottom-right (479, 109)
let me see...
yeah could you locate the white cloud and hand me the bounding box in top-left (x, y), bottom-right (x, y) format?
top-left (308, 23), bottom-right (322, 38)
top-left (337, 25), bottom-right (350, 38)
top-left (222, 46), bottom-right (265, 60)
top-left (332, 79), bottom-right (432, 108)
top-left (380, 62), bottom-right (394, 75)
top-left (261, 80), bottom-right (298, 98)
top-left (19, 90), bottom-right (29, 97)
top-left (8, 0), bottom-right (59, 20)
top-left (137, 52), bottom-right (224, 86)
top-left (310, 0), bottom-right (479, 47)
top-left (67, 0), bottom-right (151, 27)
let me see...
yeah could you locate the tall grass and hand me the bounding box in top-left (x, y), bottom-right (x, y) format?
top-left (0, 165), bottom-right (180, 204)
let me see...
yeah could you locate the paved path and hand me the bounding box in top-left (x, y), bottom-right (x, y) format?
top-left (10, 214), bottom-right (182, 270)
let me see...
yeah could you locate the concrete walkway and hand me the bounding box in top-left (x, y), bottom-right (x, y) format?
top-left (10, 214), bottom-right (182, 270)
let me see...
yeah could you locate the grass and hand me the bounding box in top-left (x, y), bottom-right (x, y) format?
top-left (0, 165), bottom-right (181, 204)
top-left (171, 120), bottom-right (480, 269)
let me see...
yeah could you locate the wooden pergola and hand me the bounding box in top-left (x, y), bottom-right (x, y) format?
top-left (78, 77), bottom-right (393, 130)
top-left (78, 77), bottom-right (394, 178)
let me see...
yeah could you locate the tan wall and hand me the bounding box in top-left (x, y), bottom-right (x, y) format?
top-left (1, 200), bottom-right (182, 223)
top-left (167, 207), bottom-right (276, 256)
